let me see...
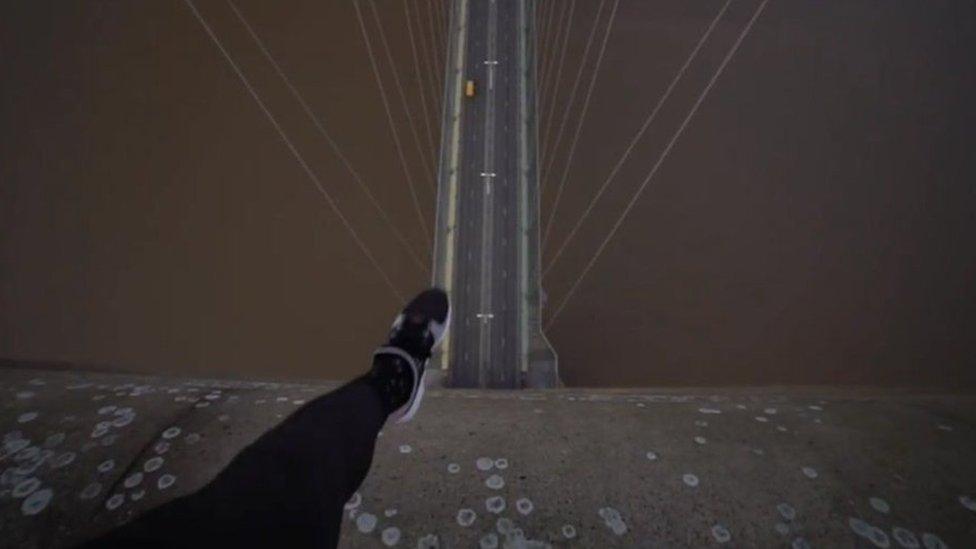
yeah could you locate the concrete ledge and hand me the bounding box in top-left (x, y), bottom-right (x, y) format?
top-left (2, 366), bottom-right (975, 548)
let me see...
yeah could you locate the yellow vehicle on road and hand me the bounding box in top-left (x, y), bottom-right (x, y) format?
top-left (465, 79), bottom-right (476, 98)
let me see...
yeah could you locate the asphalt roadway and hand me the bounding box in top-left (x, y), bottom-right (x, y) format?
top-left (450, 0), bottom-right (522, 389)
top-left (1, 364), bottom-right (975, 547)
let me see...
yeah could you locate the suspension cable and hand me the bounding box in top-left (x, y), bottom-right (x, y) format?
top-left (226, 0), bottom-right (427, 273)
top-left (542, 0), bottom-right (620, 246)
top-left (546, 0), bottom-right (772, 328)
top-left (539, 0), bottom-right (606, 190)
top-left (183, 0), bottom-right (405, 302)
top-left (543, 0), bottom-right (734, 277)
top-left (353, 0), bottom-right (432, 246)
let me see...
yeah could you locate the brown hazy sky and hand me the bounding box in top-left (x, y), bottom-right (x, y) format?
top-left (2, 1), bottom-right (975, 387)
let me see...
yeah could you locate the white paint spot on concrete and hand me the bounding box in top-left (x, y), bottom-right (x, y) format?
top-left (495, 517), bottom-right (514, 534)
top-left (682, 473), bottom-right (700, 487)
top-left (808, 405), bottom-right (823, 411)
top-left (5, 439), bottom-right (30, 456)
top-left (15, 445), bottom-right (40, 462)
top-left (776, 426), bottom-right (789, 432)
top-left (479, 533), bottom-right (499, 549)
top-left (476, 457), bottom-right (494, 471)
top-left (921, 533), bottom-right (948, 549)
top-left (43, 433), bottom-right (65, 448)
top-left (636, 402), bottom-right (645, 408)
top-left (936, 424), bottom-right (953, 432)
top-left (699, 407), bottom-right (722, 414)
top-left (17, 412), bottom-right (38, 424)
top-left (344, 492), bottom-right (362, 510)
top-left (381, 526), bottom-right (401, 546)
top-left (755, 416), bottom-right (769, 423)
top-left (598, 507), bottom-right (628, 535)
top-left (646, 451), bottom-right (658, 461)
top-left (16, 391), bottom-right (35, 400)
top-left (398, 444), bottom-right (412, 454)
top-left (447, 463), bottom-right (460, 474)
top-left (485, 496), bottom-right (506, 514)
top-left (562, 525), bottom-right (577, 539)
top-left (80, 482), bottom-right (101, 500)
top-left (106, 493), bottom-right (125, 510)
top-left (194, 402), bottom-right (210, 408)
top-left (868, 525), bottom-right (891, 548)
top-left (777, 503), bottom-right (796, 521)
top-left (157, 473), bottom-right (176, 490)
top-left (355, 512), bottom-right (377, 533)
top-left (959, 494), bottom-right (976, 512)
top-left (417, 534), bottom-right (439, 548)
top-left (144, 457), bottom-right (164, 473)
top-left (764, 408), bottom-right (778, 415)
top-left (694, 436), bottom-right (707, 445)
top-left (97, 459), bottom-right (115, 474)
top-left (792, 537), bottom-right (811, 549)
top-left (130, 489), bottom-right (146, 501)
top-left (711, 524), bottom-right (732, 543)
top-left (52, 451), bottom-right (76, 469)
top-left (21, 488), bottom-right (52, 516)
top-left (801, 467), bottom-right (818, 479)
top-left (98, 406), bottom-right (117, 415)
top-left (162, 427), bottom-right (181, 440)
top-left (13, 477), bottom-right (41, 498)
top-left (849, 517), bottom-right (872, 538)
top-left (494, 458), bottom-right (508, 470)
top-left (892, 527), bottom-right (920, 548)
top-left (774, 522), bottom-right (790, 536)
top-left (695, 420), bottom-right (709, 427)
top-left (736, 404), bottom-right (747, 409)
top-left (384, 508), bottom-right (397, 517)
top-left (124, 472), bottom-right (143, 489)
top-left (457, 508), bottom-right (477, 527)
top-left (516, 498), bottom-right (534, 515)
top-left (485, 474), bottom-right (505, 490)
top-left (870, 496), bottom-right (890, 514)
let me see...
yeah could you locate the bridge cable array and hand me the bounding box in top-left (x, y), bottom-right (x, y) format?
top-left (183, 0), bottom-right (450, 304)
top-left (353, 0), bottom-right (433, 248)
top-left (538, 0), bottom-right (607, 195)
top-left (183, 0), bottom-right (407, 302)
top-left (544, 0), bottom-right (773, 328)
top-left (542, 0), bottom-right (735, 278)
top-left (541, 0), bottom-right (621, 249)
top-left (225, 0), bottom-right (427, 274)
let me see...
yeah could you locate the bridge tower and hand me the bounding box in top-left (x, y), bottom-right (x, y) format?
top-left (431, 0), bottom-right (558, 388)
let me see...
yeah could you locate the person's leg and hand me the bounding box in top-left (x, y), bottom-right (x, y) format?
top-left (88, 372), bottom-right (388, 547)
top-left (84, 289), bottom-right (448, 548)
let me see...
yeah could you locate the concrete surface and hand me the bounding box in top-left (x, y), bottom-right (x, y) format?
top-left (1, 365), bottom-right (976, 547)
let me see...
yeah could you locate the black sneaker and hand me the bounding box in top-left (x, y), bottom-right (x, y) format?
top-left (373, 288), bottom-right (450, 423)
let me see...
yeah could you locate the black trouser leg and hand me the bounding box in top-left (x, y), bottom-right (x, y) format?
top-left (87, 372), bottom-right (390, 548)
